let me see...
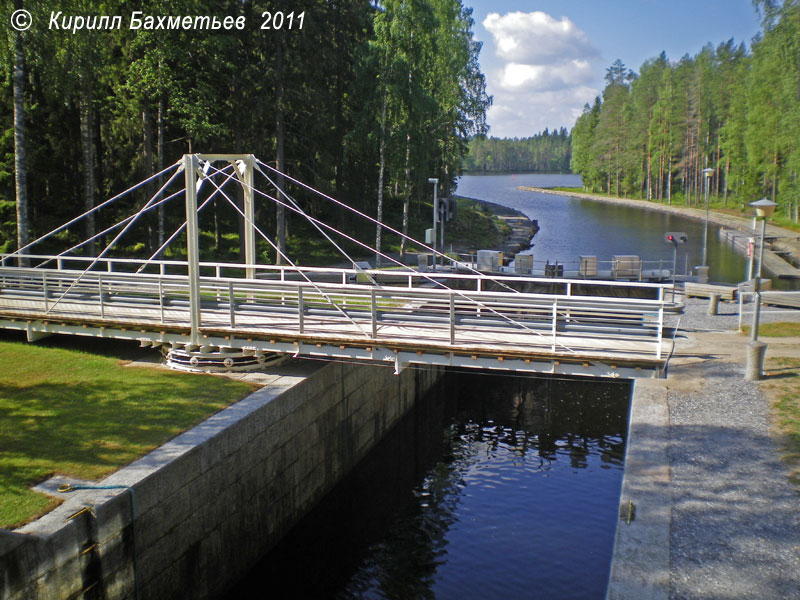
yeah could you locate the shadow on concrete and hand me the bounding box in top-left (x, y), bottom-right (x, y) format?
top-left (667, 421), bottom-right (800, 600)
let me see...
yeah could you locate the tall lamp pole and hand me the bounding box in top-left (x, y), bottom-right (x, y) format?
top-left (702, 168), bottom-right (714, 267)
top-left (428, 178), bottom-right (438, 268)
top-left (745, 197), bottom-right (777, 381)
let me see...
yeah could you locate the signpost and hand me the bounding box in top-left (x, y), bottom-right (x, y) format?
top-left (664, 231), bottom-right (688, 287)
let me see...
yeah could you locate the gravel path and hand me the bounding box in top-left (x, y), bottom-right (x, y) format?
top-left (666, 298), bottom-right (800, 599)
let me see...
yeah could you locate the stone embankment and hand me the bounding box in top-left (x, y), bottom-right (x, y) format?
top-left (607, 298), bottom-right (800, 599)
top-left (521, 186), bottom-right (800, 279)
top-left (1, 361), bottom-right (442, 600)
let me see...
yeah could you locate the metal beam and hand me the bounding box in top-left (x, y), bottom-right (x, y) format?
top-left (235, 156), bottom-right (256, 280)
top-left (183, 154), bottom-right (202, 345)
top-left (0, 317), bottom-right (664, 379)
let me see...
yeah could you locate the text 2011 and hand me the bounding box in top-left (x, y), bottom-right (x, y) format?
top-left (261, 11), bottom-right (304, 30)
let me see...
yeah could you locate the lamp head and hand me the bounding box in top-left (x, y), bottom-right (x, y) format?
top-left (703, 168), bottom-right (714, 178)
top-left (749, 198), bottom-right (777, 218)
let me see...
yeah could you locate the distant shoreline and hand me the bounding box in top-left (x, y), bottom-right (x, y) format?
top-left (519, 186), bottom-right (800, 278)
top-left (461, 170), bottom-right (572, 176)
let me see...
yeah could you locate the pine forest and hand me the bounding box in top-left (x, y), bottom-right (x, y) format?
top-left (0, 0), bottom-right (490, 262)
top-left (570, 1), bottom-right (800, 226)
top-left (463, 129), bottom-right (571, 173)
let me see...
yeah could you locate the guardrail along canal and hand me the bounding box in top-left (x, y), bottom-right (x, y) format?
top-left (226, 370), bottom-right (631, 598)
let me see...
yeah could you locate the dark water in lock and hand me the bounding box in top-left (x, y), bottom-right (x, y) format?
top-left (227, 371), bottom-right (631, 599)
top-left (455, 173), bottom-right (773, 286)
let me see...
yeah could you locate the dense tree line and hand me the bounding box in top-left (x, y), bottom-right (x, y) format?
top-left (570, 1), bottom-right (800, 223)
top-left (0, 0), bottom-right (489, 262)
top-left (463, 129), bottom-right (571, 172)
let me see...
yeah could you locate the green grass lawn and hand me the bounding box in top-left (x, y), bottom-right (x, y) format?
top-left (0, 334), bottom-right (257, 529)
top-left (741, 322), bottom-right (800, 337)
top-left (444, 197), bottom-right (511, 249)
top-left (764, 356), bottom-right (800, 488)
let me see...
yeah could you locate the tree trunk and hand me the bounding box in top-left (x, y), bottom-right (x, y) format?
top-left (400, 133), bottom-right (411, 260)
top-left (80, 89), bottom-right (96, 255)
top-left (157, 93), bottom-right (165, 245)
top-left (214, 201), bottom-right (220, 250)
top-left (723, 155), bottom-right (730, 208)
top-left (275, 39), bottom-right (287, 264)
top-left (714, 134), bottom-right (721, 199)
top-left (772, 148), bottom-right (778, 203)
top-left (12, 3), bottom-right (29, 260)
top-left (667, 154), bottom-right (672, 205)
top-left (95, 97), bottom-right (104, 218)
top-left (375, 92), bottom-right (387, 267)
top-left (142, 107), bottom-right (156, 253)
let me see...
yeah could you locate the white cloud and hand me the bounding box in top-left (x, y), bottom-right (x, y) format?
top-left (486, 86), bottom-right (598, 139)
top-left (499, 60), bottom-right (594, 92)
top-left (481, 11), bottom-right (600, 137)
top-left (483, 11), bottom-right (598, 66)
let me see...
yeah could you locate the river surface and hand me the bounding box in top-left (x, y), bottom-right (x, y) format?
top-left (456, 173), bottom-right (750, 284)
top-left (228, 372), bottom-right (631, 599)
top-left (226, 174), bottom-right (755, 599)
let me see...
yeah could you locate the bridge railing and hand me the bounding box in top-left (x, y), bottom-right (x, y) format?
top-left (0, 253), bottom-right (673, 299)
top-left (0, 262), bottom-right (667, 362)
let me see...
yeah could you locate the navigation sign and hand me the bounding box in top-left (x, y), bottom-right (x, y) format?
top-left (665, 232), bottom-right (688, 245)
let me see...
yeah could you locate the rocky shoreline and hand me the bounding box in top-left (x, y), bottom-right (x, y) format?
top-left (454, 195), bottom-right (538, 256)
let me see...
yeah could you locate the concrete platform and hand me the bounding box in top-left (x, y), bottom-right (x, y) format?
top-left (607, 298), bottom-right (800, 599)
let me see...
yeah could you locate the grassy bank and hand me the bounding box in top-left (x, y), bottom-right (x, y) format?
top-left (741, 322), bottom-right (800, 337)
top-left (285, 195), bottom-right (511, 264)
top-left (764, 355), bottom-right (800, 488)
top-left (444, 197), bottom-right (511, 250)
top-left (539, 186), bottom-right (800, 234)
top-left (0, 334), bottom-right (256, 529)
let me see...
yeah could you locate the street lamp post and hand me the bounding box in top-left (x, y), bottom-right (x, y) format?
top-left (702, 168), bottom-right (714, 267)
top-left (428, 178), bottom-right (438, 268)
top-left (745, 197), bottom-right (777, 381)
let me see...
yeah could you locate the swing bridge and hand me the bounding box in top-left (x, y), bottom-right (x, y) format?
top-left (0, 154), bottom-right (679, 379)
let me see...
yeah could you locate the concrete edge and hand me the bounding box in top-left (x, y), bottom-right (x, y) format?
top-left (606, 378), bottom-right (671, 600)
top-left (16, 366), bottom-right (321, 538)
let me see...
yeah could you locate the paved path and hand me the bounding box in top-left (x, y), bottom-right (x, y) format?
top-left (609, 297), bottom-right (800, 599)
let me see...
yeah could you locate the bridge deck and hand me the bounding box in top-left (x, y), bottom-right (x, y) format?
top-left (0, 260), bottom-right (675, 378)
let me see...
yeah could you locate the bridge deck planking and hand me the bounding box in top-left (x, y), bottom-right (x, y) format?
top-left (0, 264), bottom-right (671, 377)
top-left (0, 294), bottom-right (665, 362)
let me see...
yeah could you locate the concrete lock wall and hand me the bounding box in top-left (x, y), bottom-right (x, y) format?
top-left (0, 361), bottom-right (442, 600)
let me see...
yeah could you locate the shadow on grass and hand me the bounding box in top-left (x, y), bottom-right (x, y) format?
top-left (0, 333), bottom-right (255, 527)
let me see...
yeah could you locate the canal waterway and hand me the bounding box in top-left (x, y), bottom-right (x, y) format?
top-left (456, 173), bottom-right (750, 284)
top-left (226, 371), bottom-right (631, 599)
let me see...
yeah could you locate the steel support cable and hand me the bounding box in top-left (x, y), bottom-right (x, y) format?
top-left (199, 163), bottom-right (371, 338)
top-left (44, 166), bottom-right (185, 314)
top-left (8, 161), bottom-right (182, 260)
top-left (664, 314), bottom-right (683, 376)
top-left (212, 162), bottom-right (578, 353)
top-left (136, 164), bottom-right (234, 273)
top-left (252, 163), bottom-right (379, 287)
top-left (38, 168), bottom-right (186, 269)
top-left (208, 163), bottom-right (578, 354)
top-left (255, 158), bottom-right (520, 295)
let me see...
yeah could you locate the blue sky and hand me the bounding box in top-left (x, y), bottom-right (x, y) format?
top-left (466, 0), bottom-right (763, 138)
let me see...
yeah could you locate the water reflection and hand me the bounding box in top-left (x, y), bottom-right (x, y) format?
top-left (226, 372), bottom-right (630, 600)
top-left (229, 372), bottom-right (630, 599)
top-left (456, 174), bottom-right (761, 285)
